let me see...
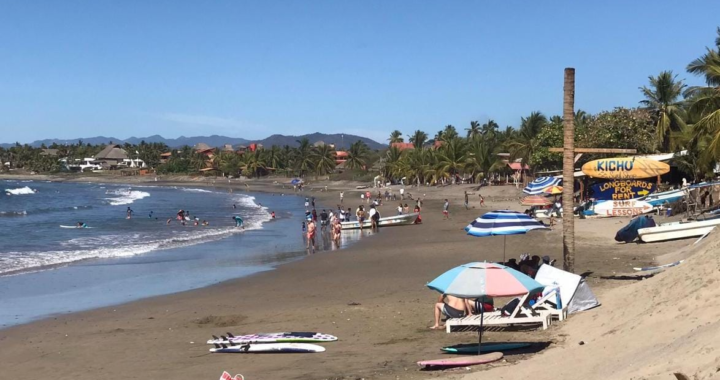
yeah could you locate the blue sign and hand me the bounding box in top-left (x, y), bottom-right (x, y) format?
top-left (591, 180), bottom-right (656, 201)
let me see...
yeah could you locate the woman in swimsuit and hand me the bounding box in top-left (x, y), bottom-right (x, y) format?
top-left (306, 219), bottom-right (317, 253)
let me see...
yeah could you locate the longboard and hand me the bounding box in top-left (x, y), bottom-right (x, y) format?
top-left (441, 342), bottom-right (531, 354)
top-left (418, 352), bottom-right (503, 369)
top-left (207, 332), bottom-right (337, 345)
top-left (210, 342), bottom-right (325, 354)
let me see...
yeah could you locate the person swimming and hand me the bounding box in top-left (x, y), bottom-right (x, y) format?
top-left (233, 215), bottom-right (244, 228)
top-left (148, 211), bottom-right (153, 218)
top-left (76, 221), bottom-right (87, 228)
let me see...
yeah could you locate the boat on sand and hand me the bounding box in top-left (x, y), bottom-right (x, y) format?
top-left (341, 213), bottom-right (419, 230)
top-left (638, 217), bottom-right (720, 243)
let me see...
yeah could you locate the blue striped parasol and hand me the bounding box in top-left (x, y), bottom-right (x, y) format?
top-left (465, 210), bottom-right (549, 261)
top-left (523, 177), bottom-right (561, 195)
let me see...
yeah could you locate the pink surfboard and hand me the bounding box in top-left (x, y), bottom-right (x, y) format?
top-left (417, 352), bottom-right (503, 369)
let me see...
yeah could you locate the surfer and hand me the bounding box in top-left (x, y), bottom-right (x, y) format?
top-left (76, 221), bottom-right (87, 228)
top-left (233, 215), bottom-right (244, 228)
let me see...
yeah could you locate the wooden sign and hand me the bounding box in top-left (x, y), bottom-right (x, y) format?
top-left (581, 157), bottom-right (670, 179)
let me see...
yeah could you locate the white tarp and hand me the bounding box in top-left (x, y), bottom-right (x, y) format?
top-left (535, 264), bottom-right (600, 314)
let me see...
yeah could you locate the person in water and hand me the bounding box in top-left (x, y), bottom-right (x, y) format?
top-left (271, 211), bottom-right (276, 219)
top-left (148, 211), bottom-right (153, 218)
top-left (126, 207), bottom-right (133, 219)
top-left (76, 221), bottom-right (87, 228)
top-left (233, 215), bottom-right (244, 228)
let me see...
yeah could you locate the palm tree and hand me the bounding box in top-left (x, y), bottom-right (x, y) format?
top-left (346, 140), bottom-right (369, 170)
top-left (481, 120), bottom-right (499, 138)
top-left (435, 138), bottom-right (467, 181)
top-left (310, 144), bottom-right (336, 178)
top-left (408, 130), bottom-right (428, 149)
top-left (442, 125), bottom-right (458, 141)
top-left (507, 112), bottom-right (547, 173)
top-left (434, 130), bottom-right (444, 142)
top-left (242, 151), bottom-right (268, 178)
top-left (466, 121), bottom-right (481, 139)
top-left (465, 138), bottom-right (503, 180)
top-left (382, 146), bottom-right (404, 180)
top-left (685, 28), bottom-right (720, 159)
top-left (294, 138), bottom-right (314, 177)
top-left (639, 70), bottom-right (687, 151)
top-left (388, 130), bottom-right (404, 144)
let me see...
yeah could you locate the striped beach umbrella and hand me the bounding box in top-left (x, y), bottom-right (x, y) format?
top-left (523, 177), bottom-right (561, 195)
top-left (427, 262), bottom-right (544, 354)
top-left (427, 262), bottom-right (544, 298)
top-left (465, 210), bottom-right (549, 262)
top-left (520, 195), bottom-right (552, 206)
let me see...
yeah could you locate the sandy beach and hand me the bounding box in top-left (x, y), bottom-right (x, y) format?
top-left (1, 174), bottom-right (704, 380)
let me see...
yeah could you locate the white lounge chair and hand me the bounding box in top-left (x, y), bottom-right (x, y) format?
top-left (531, 287), bottom-right (567, 322)
top-left (445, 293), bottom-right (552, 333)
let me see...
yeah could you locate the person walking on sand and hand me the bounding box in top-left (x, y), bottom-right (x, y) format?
top-left (443, 199), bottom-right (450, 220)
top-left (479, 194), bottom-right (485, 207)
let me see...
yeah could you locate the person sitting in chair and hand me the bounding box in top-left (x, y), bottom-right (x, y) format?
top-left (431, 294), bottom-right (468, 329)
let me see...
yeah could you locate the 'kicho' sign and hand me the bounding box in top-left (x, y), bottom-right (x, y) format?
top-left (581, 157), bottom-right (670, 179)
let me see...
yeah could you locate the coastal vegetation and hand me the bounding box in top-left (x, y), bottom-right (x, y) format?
top-left (2, 29), bottom-right (720, 182)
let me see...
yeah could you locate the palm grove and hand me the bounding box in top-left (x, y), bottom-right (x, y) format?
top-left (2, 29), bottom-right (720, 182)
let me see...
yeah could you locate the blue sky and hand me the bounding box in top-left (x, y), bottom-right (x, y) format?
top-left (1, 0), bottom-right (719, 144)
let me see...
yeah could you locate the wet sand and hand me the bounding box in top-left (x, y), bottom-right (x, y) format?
top-left (0, 175), bottom-right (688, 379)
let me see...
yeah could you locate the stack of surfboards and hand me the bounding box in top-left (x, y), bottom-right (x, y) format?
top-left (207, 332), bottom-right (337, 354)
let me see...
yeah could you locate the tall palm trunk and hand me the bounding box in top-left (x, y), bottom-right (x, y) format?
top-left (562, 68), bottom-right (576, 273)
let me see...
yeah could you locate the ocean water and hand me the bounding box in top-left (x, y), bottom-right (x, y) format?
top-left (0, 180), bottom-right (355, 328)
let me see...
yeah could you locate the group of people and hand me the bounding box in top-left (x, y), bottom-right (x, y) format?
top-left (505, 254), bottom-right (553, 279)
top-left (302, 207), bottom-right (343, 253)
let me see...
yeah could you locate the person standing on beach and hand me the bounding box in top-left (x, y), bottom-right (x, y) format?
top-left (306, 218), bottom-right (317, 253)
top-left (340, 191), bottom-right (344, 204)
top-left (365, 191), bottom-right (371, 204)
top-left (464, 191), bottom-right (469, 210)
top-left (356, 205), bottom-right (365, 230)
top-left (397, 203), bottom-right (403, 215)
top-left (443, 199), bottom-right (450, 220)
top-left (400, 187), bottom-right (405, 200)
top-left (360, 192), bottom-right (365, 204)
top-left (369, 205), bottom-right (381, 232)
top-left (479, 194), bottom-right (485, 207)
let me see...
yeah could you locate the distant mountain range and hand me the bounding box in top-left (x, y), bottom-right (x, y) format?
top-left (0, 133), bottom-right (385, 150)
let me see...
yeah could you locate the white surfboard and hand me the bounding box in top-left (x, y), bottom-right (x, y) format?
top-left (59, 225), bottom-right (93, 229)
top-left (587, 200), bottom-right (654, 218)
top-left (209, 343), bottom-right (326, 353)
top-left (207, 332), bottom-right (337, 345)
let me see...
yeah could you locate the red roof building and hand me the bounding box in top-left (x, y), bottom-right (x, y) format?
top-left (391, 142), bottom-right (415, 151)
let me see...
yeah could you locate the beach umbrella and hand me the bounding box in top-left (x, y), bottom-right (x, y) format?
top-left (520, 195), bottom-right (552, 206)
top-left (290, 178), bottom-right (302, 185)
top-left (427, 262), bottom-right (544, 354)
top-left (523, 177), bottom-right (561, 195)
top-left (465, 210), bottom-right (549, 262)
top-left (543, 185), bottom-right (563, 195)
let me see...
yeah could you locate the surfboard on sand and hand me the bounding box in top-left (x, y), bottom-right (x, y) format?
top-left (209, 342), bottom-right (326, 354)
top-left (418, 352), bottom-right (503, 369)
top-left (207, 332), bottom-right (337, 345)
top-left (441, 342), bottom-right (531, 354)
top-left (633, 260), bottom-right (684, 272)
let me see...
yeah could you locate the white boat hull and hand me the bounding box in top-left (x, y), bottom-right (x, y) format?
top-left (341, 213), bottom-right (419, 230)
top-left (638, 218), bottom-right (720, 243)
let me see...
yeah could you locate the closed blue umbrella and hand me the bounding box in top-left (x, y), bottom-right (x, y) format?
top-left (465, 210), bottom-right (549, 262)
top-left (523, 177), bottom-right (561, 195)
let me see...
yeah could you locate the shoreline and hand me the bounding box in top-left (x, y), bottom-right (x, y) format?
top-left (0, 173), bottom-right (697, 379)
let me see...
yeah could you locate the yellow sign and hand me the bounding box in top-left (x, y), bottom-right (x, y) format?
top-left (581, 157), bottom-right (670, 179)
top-left (592, 180), bottom-right (656, 200)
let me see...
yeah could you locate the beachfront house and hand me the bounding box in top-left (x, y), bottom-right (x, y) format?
top-left (94, 144), bottom-right (129, 169)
